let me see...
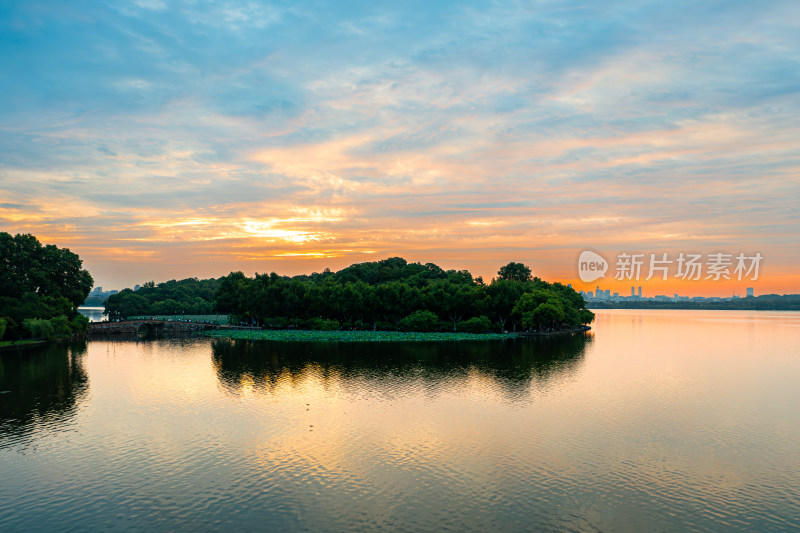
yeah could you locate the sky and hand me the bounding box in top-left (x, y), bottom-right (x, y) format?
top-left (1, 0), bottom-right (799, 296)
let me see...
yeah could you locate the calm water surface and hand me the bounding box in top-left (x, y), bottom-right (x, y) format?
top-left (77, 307), bottom-right (106, 322)
top-left (1, 310), bottom-right (799, 532)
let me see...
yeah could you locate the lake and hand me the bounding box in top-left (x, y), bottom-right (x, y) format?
top-left (1, 310), bottom-right (799, 532)
top-left (77, 306), bottom-right (106, 323)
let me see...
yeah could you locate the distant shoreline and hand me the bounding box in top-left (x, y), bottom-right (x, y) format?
top-left (587, 302), bottom-right (800, 311)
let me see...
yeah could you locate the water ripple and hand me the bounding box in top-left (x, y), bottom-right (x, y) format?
top-left (2, 314), bottom-right (800, 531)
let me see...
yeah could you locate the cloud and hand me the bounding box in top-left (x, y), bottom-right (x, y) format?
top-left (0, 0), bottom-right (798, 291)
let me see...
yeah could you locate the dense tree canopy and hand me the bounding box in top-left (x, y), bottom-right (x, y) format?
top-left (0, 233), bottom-right (92, 340)
top-left (104, 277), bottom-right (221, 321)
top-left (211, 258), bottom-right (593, 333)
top-left (497, 262), bottom-right (532, 283)
top-left (104, 258), bottom-right (593, 333)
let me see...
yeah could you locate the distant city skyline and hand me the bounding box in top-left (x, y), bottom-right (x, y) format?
top-left (580, 285), bottom-right (760, 302)
top-left (1, 1), bottom-right (798, 293)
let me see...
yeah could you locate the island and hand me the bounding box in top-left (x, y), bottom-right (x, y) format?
top-left (102, 258), bottom-right (594, 338)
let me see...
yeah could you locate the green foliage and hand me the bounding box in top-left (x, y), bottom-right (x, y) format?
top-left (374, 320), bottom-right (394, 331)
top-left (513, 290), bottom-right (552, 315)
top-left (458, 315), bottom-right (492, 333)
top-left (262, 316), bottom-right (290, 329)
top-left (70, 315), bottom-right (90, 334)
top-left (1, 316), bottom-right (19, 341)
top-left (20, 314), bottom-right (88, 340)
top-left (214, 272), bottom-right (247, 313)
top-left (0, 232), bottom-right (93, 308)
top-left (0, 233), bottom-right (93, 339)
top-left (305, 318), bottom-right (340, 330)
top-left (522, 302), bottom-right (565, 331)
top-left (208, 257), bottom-right (592, 335)
top-left (23, 317), bottom-right (56, 340)
top-left (51, 315), bottom-right (70, 336)
top-left (512, 284), bottom-right (591, 331)
top-left (0, 318), bottom-right (5, 340)
top-left (497, 262), bottom-right (532, 282)
top-left (105, 277), bottom-right (220, 320)
top-left (399, 310), bottom-right (440, 332)
top-left (486, 279), bottom-right (525, 330)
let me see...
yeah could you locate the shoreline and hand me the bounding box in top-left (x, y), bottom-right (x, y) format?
top-left (202, 326), bottom-right (591, 343)
top-left (0, 340), bottom-right (49, 352)
top-left (0, 334), bottom-right (88, 353)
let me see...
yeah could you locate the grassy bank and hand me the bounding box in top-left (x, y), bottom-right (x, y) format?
top-left (203, 329), bottom-right (511, 343)
top-left (0, 339), bottom-right (48, 350)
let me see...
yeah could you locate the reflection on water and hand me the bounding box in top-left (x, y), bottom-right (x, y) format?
top-left (1, 312), bottom-right (800, 532)
top-left (212, 335), bottom-right (591, 401)
top-left (0, 341), bottom-right (89, 447)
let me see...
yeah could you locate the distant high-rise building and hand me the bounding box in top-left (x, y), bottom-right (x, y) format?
top-left (631, 286), bottom-right (635, 297)
top-left (746, 287), bottom-right (754, 297)
top-left (638, 286), bottom-right (642, 298)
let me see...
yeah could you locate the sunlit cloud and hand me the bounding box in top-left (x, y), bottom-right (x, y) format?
top-left (0, 0), bottom-right (798, 294)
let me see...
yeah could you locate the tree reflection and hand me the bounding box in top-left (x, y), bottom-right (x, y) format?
top-left (211, 334), bottom-right (592, 400)
top-left (0, 341), bottom-right (89, 445)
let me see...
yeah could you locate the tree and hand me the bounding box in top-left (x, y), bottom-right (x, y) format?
top-left (0, 316), bottom-right (19, 341)
top-left (399, 310), bottom-right (439, 332)
top-left (528, 302), bottom-right (565, 331)
top-left (512, 289), bottom-right (562, 331)
top-left (70, 314), bottom-right (90, 334)
top-left (23, 317), bottom-right (56, 340)
top-left (579, 308), bottom-right (595, 325)
top-left (40, 243), bottom-right (94, 307)
top-left (105, 276), bottom-right (222, 320)
top-left (458, 316), bottom-right (492, 333)
top-left (439, 281), bottom-right (482, 331)
top-left (375, 282), bottom-right (403, 324)
top-left (206, 257), bottom-right (594, 334)
top-left (0, 233), bottom-right (93, 336)
top-left (0, 233), bottom-right (93, 306)
top-left (487, 279), bottom-right (525, 331)
top-left (497, 262), bottom-right (532, 282)
top-left (331, 282), bottom-right (364, 325)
